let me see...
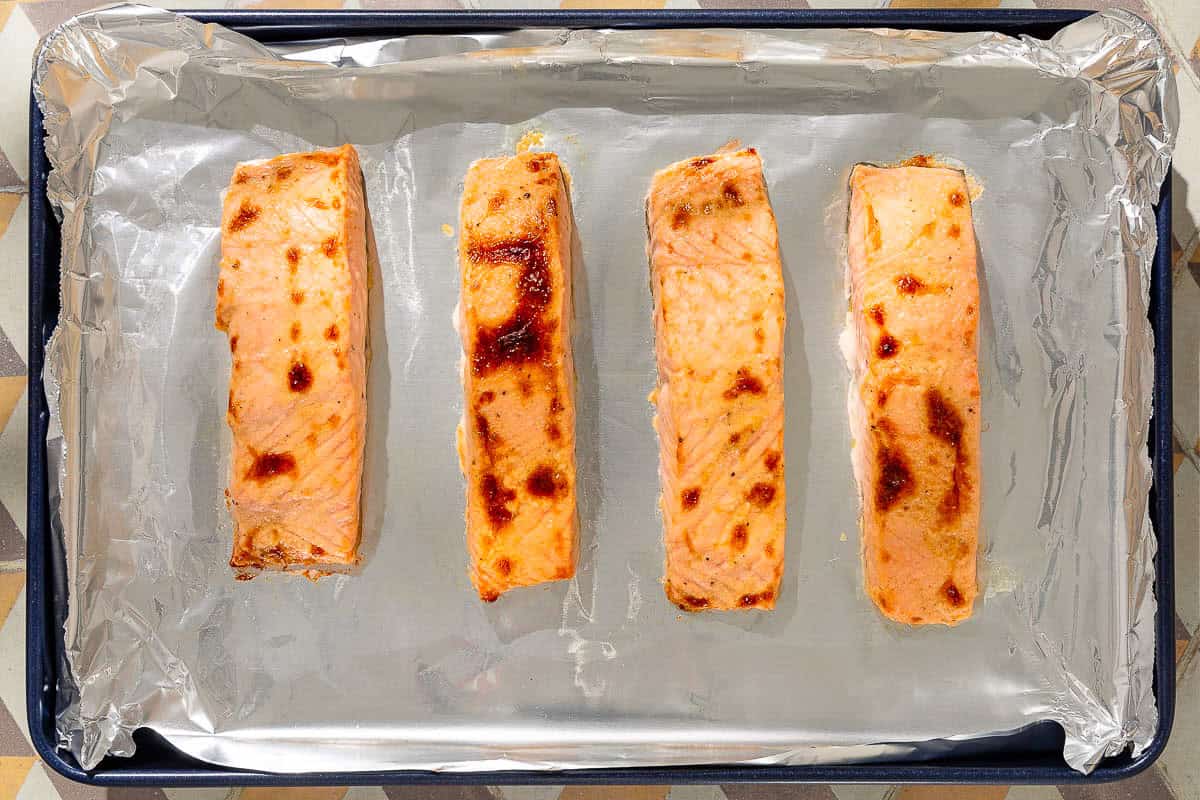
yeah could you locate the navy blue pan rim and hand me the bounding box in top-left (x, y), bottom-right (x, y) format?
top-left (24, 7), bottom-right (1174, 787)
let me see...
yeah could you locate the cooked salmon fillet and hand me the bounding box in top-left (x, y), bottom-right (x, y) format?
top-left (216, 144), bottom-right (368, 576)
top-left (457, 152), bottom-right (577, 602)
top-left (647, 147), bottom-right (786, 612)
top-left (846, 164), bottom-right (981, 625)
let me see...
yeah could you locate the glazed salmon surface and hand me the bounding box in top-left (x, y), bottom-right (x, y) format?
top-left (457, 152), bottom-right (577, 602)
top-left (647, 147), bottom-right (786, 612)
top-left (216, 144), bottom-right (368, 575)
top-left (846, 164), bottom-right (980, 625)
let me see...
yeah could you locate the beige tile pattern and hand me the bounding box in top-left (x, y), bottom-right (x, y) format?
top-left (1, 0), bottom-right (1197, 798)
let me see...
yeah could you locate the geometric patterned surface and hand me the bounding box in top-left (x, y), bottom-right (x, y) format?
top-left (2, 0), bottom-right (1199, 798)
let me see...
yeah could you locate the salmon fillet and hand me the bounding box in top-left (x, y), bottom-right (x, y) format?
top-left (846, 164), bottom-right (980, 625)
top-left (457, 152), bottom-right (577, 602)
top-left (647, 147), bottom-right (787, 612)
top-left (216, 144), bottom-right (368, 576)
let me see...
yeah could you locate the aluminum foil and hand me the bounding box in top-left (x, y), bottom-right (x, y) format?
top-left (34, 5), bottom-right (1176, 775)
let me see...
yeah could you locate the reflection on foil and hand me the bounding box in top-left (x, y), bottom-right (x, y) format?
top-left (35, 5), bottom-right (1175, 775)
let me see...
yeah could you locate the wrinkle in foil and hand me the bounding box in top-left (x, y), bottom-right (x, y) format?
top-left (34, 6), bottom-right (1175, 774)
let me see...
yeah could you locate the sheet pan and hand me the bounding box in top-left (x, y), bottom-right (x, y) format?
top-left (33, 5), bottom-right (1176, 774)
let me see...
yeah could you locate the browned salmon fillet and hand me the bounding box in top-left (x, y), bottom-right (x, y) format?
top-left (647, 147), bottom-right (786, 612)
top-left (457, 152), bottom-right (577, 602)
top-left (846, 163), bottom-right (980, 625)
top-left (216, 144), bottom-right (368, 576)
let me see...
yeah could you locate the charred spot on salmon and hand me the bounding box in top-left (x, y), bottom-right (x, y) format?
top-left (875, 446), bottom-right (913, 511)
top-left (949, 190), bottom-right (966, 207)
top-left (474, 412), bottom-right (498, 454)
top-left (672, 204), bottom-right (692, 230)
top-left (877, 334), bottom-right (899, 358)
top-left (469, 236), bottom-right (553, 376)
top-left (877, 389), bottom-right (888, 407)
top-left (681, 487), bottom-right (701, 509)
top-left (288, 362), bottom-right (312, 392)
top-left (740, 590), bottom-right (773, 607)
top-left (228, 202), bottom-right (260, 232)
top-left (724, 367), bottom-right (764, 400)
top-left (546, 196), bottom-right (557, 216)
top-left (481, 589), bottom-right (499, 603)
top-left (690, 157), bottom-right (714, 169)
top-left (764, 542), bottom-right (775, 557)
top-left (896, 274), bottom-right (925, 294)
top-left (927, 388), bottom-right (968, 523)
top-left (877, 593), bottom-right (892, 613)
top-left (869, 304), bottom-right (886, 325)
top-left (328, 413), bottom-right (341, 428)
top-left (291, 290), bottom-right (305, 305)
top-left (235, 173), bottom-right (249, 184)
top-left (722, 182), bottom-right (744, 206)
top-left (229, 335), bottom-right (238, 353)
top-left (488, 191), bottom-right (507, 212)
top-left (248, 452), bottom-right (296, 482)
top-left (731, 523), bottom-right (749, 550)
top-left (518, 377), bottom-right (532, 397)
top-left (729, 431), bottom-right (741, 445)
top-left (550, 395), bottom-right (563, 414)
top-left (325, 324), bottom-right (339, 341)
top-left (290, 322), bottom-right (301, 342)
top-left (275, 165), bottom-right (293, 182)
top-left (942, 580), bottom-right (964, 607)
top-left (229, 260), bottom-right (240, 270)
top-left (479, 390), bottom-right (495, 405)
top-left (902, 154), bottom-right (934, 168)
top-left (322, 237), bottom-right (338, 258)
top-left (676, 593), bottom-right (710, 611)
top-left (748, 482), bottom-right (776, 507)
top-left (926, 389), bottom-right (963, 446)
top-left (949, 223), bottom-right (962, 238)
top-left (526, 465), bottom-right (564, 498)
top-left (311, 545), bottom-right (325, 556)
top-left (526, 158), bottom-right (544, 172)
top-left (547, 422), bottom-right (562, 441)
top-left (880, 550), bottom-right (891, 563)
top-left (286, 247), bottom-right (300, 271)
top-left (496, 557), bottom-right (512, 576)
top-left (480, 473), bottom-right (515, 528)
top-left (764, 451), bottom-right (781, 472)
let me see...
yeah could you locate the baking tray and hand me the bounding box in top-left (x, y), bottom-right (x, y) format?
top-left (25, 8), bottom-right (1175, 786)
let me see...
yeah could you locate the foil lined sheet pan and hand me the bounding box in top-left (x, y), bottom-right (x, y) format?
top-left (34, 5), bottom-right (1175, 774)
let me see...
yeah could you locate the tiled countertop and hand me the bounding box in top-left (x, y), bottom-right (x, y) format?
top-left (1, 0), bottom-right (1197, 798)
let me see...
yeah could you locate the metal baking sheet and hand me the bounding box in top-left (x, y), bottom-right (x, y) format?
top-left (32, 5), bottom-right (1176, 776)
